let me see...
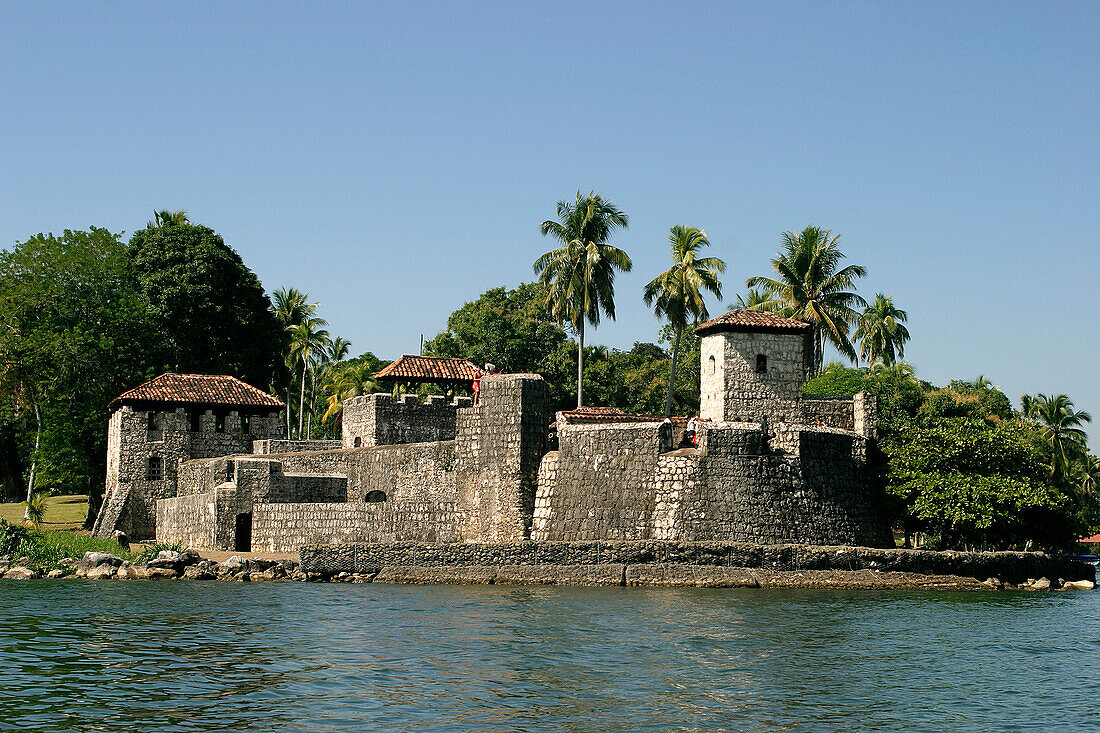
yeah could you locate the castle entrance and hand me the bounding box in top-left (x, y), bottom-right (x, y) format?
top-left (234, 513), bottom-right (252, 552)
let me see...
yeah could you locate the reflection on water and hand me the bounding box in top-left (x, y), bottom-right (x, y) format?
top-left (0, 581), bottom-right (1097, 732)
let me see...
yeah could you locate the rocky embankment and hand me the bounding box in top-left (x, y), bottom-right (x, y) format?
top-left (0, 543), bottom-right (1095, 591)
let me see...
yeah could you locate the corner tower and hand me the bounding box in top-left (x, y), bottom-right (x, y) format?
top-left (694, 310), bottom-right (812, 423)
top-left (93, 373), bottom-right (284, 540)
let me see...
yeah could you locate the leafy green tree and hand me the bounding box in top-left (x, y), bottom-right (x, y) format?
top-left (148, 210), bottom-right (190, 228)
top-left (128, 218), bottom-right (286, 388)
top-left (0, 228), bottom-right (158, 521)
top-left (854, 293), bottom-right (910, 366)
top-left (644, 225), bottom-right (726, 416)
top-left (746, 226), bottom-right (867, 374)
top-left (534, 191), bottom-right (631, 407)
top-left (425, 283), bottom-right (568, 373)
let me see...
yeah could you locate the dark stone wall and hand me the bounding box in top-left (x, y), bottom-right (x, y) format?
top-left (298, 540), bottom-right (1095, 586)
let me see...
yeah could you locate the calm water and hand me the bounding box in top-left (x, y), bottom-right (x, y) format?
top-left (1, 581), bottom-right (1097, 732)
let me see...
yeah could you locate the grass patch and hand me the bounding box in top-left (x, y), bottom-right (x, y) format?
top-left (1, 521), bottom-right (132, 572)
top-left (0, 494), bottom-right (88, 530)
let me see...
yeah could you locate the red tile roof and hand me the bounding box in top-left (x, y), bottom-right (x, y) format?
top-left (375, 355), bottom-right (481, 384)
top-left (694, 309), bottom-right (809, 335)
top-left (557, 406), bottom-right (690, 426)
top-left (111, 373), bottom-right (284, 411)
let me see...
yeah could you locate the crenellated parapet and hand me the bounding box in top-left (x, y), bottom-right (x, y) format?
top-left (342, 393), bottom-right (473, 448)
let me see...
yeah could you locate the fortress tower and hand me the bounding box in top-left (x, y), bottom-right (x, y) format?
top-left (93, 373), bottom-right (283, 540)
top-left (695, 310), bottom-right (814, 424)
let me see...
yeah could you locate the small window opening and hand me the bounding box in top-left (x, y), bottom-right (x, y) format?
top-left (353, 436), bottom-right (362, 448)
top-left (241, 414), bottom-right (251, 435)
top-left (755, 354), bottom-right (768, 374)
top-left (225, 460), bottom-right (235, 483)
top-left (146, 456), bottom-right (163, 481)
top-left (190, 410), bottom-right (202, 432)
top-left (147, 412), bottom-right (158, 430)
top-left (708, 354), bottom-right (716, 375)
top-left (215, 412), bottom-right (226, 433)
top-left (364, 490), bottom-right (387, 503)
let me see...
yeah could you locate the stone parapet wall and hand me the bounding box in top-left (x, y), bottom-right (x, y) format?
top-left (252, 501), bottom-right (460, 553)
top-left (156, 492), bottom-right (217, 548)
top-left (298, 540), bottom-right (1095, 586)
top-left (698, 424), bottom-right (890, 547)
top-left (532, 423), bottom-right (665, 542)
top-left (801, 397), bottom-right (855, 430)
top-left (253, 439), bottom-right (343, 454)
top-left (342, 393), bottom-right (472, 448)
top-left (455, 374), bottom-right (548, 542)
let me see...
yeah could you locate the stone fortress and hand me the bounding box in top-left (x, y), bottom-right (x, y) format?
top-left (94, 310), bottom-right (893, 552)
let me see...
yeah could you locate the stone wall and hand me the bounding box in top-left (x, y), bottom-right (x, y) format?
top-left (801, 397), bottom-right (855, 430)
top-left (253, 439), bottom-right (343, 454)
top-left (700, 330), bottom-right (810, 423)
top-left (252, 501), bottom-right (460, 553)
top-left (95, 404), bottom-right (282, 540)
top-left (531, 423), bottom-right (666, 541)
top-left (156, 492), bottom-right (217, 548)
top-left (455, 374), bottom-right (549, 542)
top-left (342, 393), bottom-right (473, 448)
top-left (694, 423), bottom-right (891, 547)
top-left (298, 540), bottom-right (1096, 586)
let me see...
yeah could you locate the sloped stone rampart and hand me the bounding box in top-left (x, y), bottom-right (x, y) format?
top-left (252, 502), bottom-right (459, 553)
top-left (298, 540), bottom-right (1096, 585)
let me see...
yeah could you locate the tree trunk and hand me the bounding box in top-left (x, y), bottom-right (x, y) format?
top-left (24, 401), bottom-right (41, 521)
top-left (664, 325), bottom-right (683, 417)
top-left (576, 320), bottom-right (584, 408)
top-left (298, 362), bottom-right (308, 439)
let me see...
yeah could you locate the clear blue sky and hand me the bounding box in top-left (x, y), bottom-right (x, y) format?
top-left (2, 1), bottom-right (1097, 433)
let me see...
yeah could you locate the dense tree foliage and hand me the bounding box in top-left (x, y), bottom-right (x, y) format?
top-left (128, 219), bottom-right (286, 388)
top-left (804, 363), bottom-right (1097, 550)
top-left (0, 228), bottom-right (159, 512)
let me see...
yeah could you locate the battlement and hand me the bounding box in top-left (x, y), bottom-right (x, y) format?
top-left (342, 392), bottom-right (473, 448)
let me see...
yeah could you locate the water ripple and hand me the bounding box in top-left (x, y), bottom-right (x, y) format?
top-left (0, 581), bottom-right (1097, 732)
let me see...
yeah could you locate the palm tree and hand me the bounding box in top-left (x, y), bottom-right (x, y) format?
top-left (148, 210), bottom-right (189, 228)
top-left (272, 288), bottom-right (321, 435)
top-left (730, 288), bottom-right (770, 310)
top-left (644, 225), bottom-right (726, 416)
top-left (1026, 394), bottom-right (1092, 480)
top-left (854, 293), bottom-right (910, 366)
top-left (288, 318), bottom-right (330, 438)
top-left (534, 191), bottom-right (631, 407)
top-left (309, 336), bottom-right (351, 437)
top-left (746, 226), bottom-right (867, 375)
top-left (1073, 454), bottom-right (1100, 497)
top-left (322, 362), bottom-right (379, 428)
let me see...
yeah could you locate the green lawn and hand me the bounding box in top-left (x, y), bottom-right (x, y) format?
top-left (0, 494), bottom-right (88, 530)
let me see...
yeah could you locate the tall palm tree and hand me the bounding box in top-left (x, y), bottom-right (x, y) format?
top-left (534, 191), bottom-right (631, 407)
top-left (1026, 393), bottom-right (1092, 480)
top-left (854, 293), bottom-right (910, 366)
top-left (288, 318), bottom-right (330, 438)
top-left (148, 210), bottom-right (189, 228)
top-left (746, 226), bottom-right (867, 374)
top-left (272, 288), bottom-right (321, 435)
top-left (644, 225), bottom-right (726, 416)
